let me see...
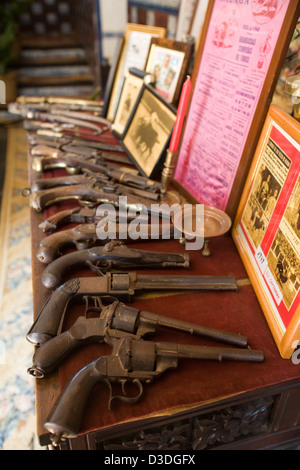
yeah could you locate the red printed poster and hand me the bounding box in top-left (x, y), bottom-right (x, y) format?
top-left (175, 0), bottom-right (290, 211)
top-left (237, 121), bottom-right (300, 337)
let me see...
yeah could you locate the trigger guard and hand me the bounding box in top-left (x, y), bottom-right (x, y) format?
top-left (74, 240), bottom-right (94, 250)
top-left (109, 379), bottom-right (143, 408)
top-left (86, 260), bottom-right (110, 275)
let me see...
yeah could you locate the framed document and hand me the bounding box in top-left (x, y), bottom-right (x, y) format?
top-left (232, 105), bottom-right (300, 359)
top-left (145, 37), bottom-right (193, 105)
top-left (121, 84), bottom-right (176, 178)
top-left (174, 0), bottom-right (300, 219)
top-left (112, 68), bottom-right (154, 137)
top-left (105, 23), bottom-right (166, 122)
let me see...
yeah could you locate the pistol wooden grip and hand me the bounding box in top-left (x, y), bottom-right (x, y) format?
top-left (45, 358), bottom-right (106, 439)
top-left (37, 225), bottom-right (97, 264)
top-left (26, 280), bottom-right (80, 345)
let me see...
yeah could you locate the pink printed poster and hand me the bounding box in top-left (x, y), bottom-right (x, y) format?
top-left (175, 0), bottom-right (291, 214)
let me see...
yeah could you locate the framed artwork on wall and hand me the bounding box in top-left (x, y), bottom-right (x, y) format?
top-left (173, 0), bottom-right (300, 220)
top-left (121, 84), bottom-right (176, 178)
top-left (232, 105), bottom-right (300, 359)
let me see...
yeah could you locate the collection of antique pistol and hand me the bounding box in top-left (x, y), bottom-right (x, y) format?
top-left (10, 97), bottom-right (264, 445)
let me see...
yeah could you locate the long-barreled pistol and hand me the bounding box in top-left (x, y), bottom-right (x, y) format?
top-left (36, 221), bottom-right (174, 264)
top-left (30, 143), bottom-right (130, 165)
top-left (44, 335), bottom-right (264, 444)
top-left (9, 105), bottom-right (110, 135)
top-left (30, 154), bottom-right (162, 193)
top-left (40, 241), bottom-right (190, 289)
top-left (27, 183), bottom-right (162, 213)
top-left (38, 207), bottom-right (149, 233)
top-left (27, 172), bottom-right (160, 202)
top-left (28, 296), bottom-right (250, 378)
top-left (26, 273), bottom-right (238, 346)
top-left (26, 131), bottom-right (125, 153)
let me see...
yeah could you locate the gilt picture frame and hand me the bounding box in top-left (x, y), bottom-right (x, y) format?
top-left (121, 84), bottom-right (176, 178)
top-left (232, 105), bottom-right (300, 359)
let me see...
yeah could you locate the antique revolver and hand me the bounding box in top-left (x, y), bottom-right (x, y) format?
top-left (28, 296), bottom-right (249, 378)
top-left (40, 241), bottom-right (190, 289)
top-left (36, 222), bottom-right (174, 264)
top-left (44, 335), bottom-right (264, 443)
top-left (26, 273), bottom-right (238, 346)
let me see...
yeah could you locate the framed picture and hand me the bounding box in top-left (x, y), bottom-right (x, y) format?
top-left (112, 68), bottom-right (154, 137)
top-left (173, 0), bottom-right (300, 220)
top-left (101, 36), bottom-right (124, 119)
top-left (105, 23), bottom-right (166, 122)
top-left (145, 37), bottom-right (193, 105)
top-left (232, 105), bottom-right (300, 359)
top-left (121, 84), bottom-right (176, 178)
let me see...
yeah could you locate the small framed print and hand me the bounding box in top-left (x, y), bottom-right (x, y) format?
top-left (232, 105), bottom-right (300, 359)
top-left (112, 68), bottom-right (154, 137)
top-left (145, 37), bottom-right (193, 105)
top-left (105, 23), bottom-right (166, 122)
top-left (121, 84), bottom-right (176, 178)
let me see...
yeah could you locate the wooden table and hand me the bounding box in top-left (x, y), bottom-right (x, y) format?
top-left (27, 141), bottom-right (300, 451)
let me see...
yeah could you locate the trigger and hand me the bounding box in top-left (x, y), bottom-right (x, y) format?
top-left (109, 379), bottom-right (144, 408)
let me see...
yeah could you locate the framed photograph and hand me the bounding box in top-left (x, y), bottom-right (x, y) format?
top-left (174, 0), bottom-right (300, 220)
top-left (145, 37), bottom-right (193, 105)
top-left (232, 105), bottom-right (300, 359)
top-left (105, 23), bottom-right (166, 122)
top-left (112, 68), bottom-right (154, 137)
top-left (121, 84), bottom-right (176, 178)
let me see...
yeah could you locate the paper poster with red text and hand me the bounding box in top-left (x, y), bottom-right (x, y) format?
top-left (237, 121), bottom-right (300, 336)
top-left (175, 0), bottom-right (290, 210)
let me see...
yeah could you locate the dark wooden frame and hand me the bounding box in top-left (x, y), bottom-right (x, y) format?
top-left (120, 84), bottom-right (176, 178)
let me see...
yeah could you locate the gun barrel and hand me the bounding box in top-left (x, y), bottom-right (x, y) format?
top-left (156, 342), bottom-right (264, 363)
top-left (140, 311), bottom-right (247, 347)
top-left (135, 274), bottom-right (237, 292)
top-left (41, 244), bottom-right (190, 289)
